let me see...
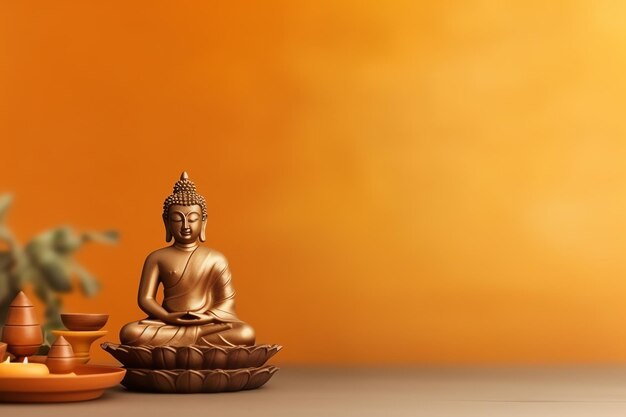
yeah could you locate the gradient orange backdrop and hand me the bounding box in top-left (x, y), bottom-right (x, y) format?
top-left (2, 1), bottom-right (626, 364)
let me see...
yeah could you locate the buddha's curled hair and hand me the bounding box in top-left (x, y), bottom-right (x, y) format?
top-left (163, 171), bottom-right (208, 220)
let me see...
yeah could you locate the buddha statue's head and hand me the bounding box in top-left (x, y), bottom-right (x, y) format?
top-left (162, 172), bottom-right (208, 244)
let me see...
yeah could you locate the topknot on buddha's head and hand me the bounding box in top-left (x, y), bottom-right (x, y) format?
top-left (163, 171), bottom-right (208, 220)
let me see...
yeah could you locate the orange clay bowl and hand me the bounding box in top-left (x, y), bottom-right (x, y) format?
top-left (0, 365), bottom-right (125, 403)
top-left (61, 313), bottom-right (109, 331)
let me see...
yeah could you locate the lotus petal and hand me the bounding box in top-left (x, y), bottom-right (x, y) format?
top-left (121, 366), bottom-right (278, 393)
top-left (176, 370), bottom-right (204, 393)
top-left (227, 347), bottom-right (250, 368)
top-left (150, 370), bottom-right (177, 393)
top-left (130, 345), bottom-right (153, 368)
top-left (177, 346), bottom-right (204, 369)
top-left (153, 346), bottom-right (177, 369)
top-left (248, 345), bottom-right (269, 367)
top-left (202, 369), bottom-right (229, 392)
top-left (227, 369), bottom-right (251, 391)
top-left (101, 343), bottom-right (282, 370)
top-left (247, 366), bottom-right (278, 390)
top-left (202, 346), bottom-right (228, 369)
top-left (122, 369), bottom-right (149, 391)
top-left (102, 343), bottom-right (131, 365)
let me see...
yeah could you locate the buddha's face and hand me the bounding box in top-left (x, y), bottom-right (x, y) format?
top-left (164, 204), bottom-right (205, 244)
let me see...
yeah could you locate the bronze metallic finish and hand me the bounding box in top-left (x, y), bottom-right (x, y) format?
top-left (102, 342), bottom-right (281, 370)
top-left (104, 172), bottom-right (280, 393)
top-left (121, 366), bottom-right (279, 393)
top-left (118, 172), bottom-right (256, 347)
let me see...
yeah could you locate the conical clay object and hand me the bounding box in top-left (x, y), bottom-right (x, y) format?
top-left (46, 336), bottom-right (76, 374)
top-left (1, 292), bottom-right (43, 358)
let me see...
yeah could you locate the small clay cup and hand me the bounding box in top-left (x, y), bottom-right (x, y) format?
top-left (61, 313), bottom-right (109, 331)
top-left (0, 342), bottom-right (6, 361)
top-left (46, 336), bottom-right (76, 374)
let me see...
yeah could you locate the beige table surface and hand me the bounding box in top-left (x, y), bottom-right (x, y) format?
top-left (4, 366), bottom-right (626, 416)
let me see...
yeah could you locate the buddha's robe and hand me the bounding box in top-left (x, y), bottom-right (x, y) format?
top-left (120, 247), bottom-right (255, 346)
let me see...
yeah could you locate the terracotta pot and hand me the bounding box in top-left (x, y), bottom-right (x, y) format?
top-left (1, 292), bottom-right (43, 358)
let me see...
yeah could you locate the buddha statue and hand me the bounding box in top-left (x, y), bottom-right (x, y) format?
top-left (119, 172), bottom-right (255, 347)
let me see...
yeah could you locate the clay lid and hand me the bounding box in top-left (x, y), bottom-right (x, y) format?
top-left (48, 336), bottom-right (74, 359)
top-left (9, 291), bottom-right (33, 307)
top-left (4, 292), bottom-right (39, 326)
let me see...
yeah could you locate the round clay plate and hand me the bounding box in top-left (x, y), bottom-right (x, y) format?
top-left (0, 365), bottom-right (126, 403)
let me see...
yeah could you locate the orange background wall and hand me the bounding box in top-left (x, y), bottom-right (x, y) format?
top-left (2, 1), bottom-right (626, 364)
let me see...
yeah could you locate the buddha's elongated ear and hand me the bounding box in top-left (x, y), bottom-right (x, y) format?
top-left (200, 218), bottom-right (207, 242)
top-left (163, 215), bottom-right (172, 242)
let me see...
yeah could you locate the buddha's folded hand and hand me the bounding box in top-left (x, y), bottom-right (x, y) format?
top-left (172, 312), bottom-right (215, 326)
top-left (160, 311), bottom-right (190, 325)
